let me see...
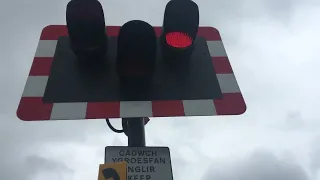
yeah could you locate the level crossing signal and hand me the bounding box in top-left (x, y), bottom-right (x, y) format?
top-left (160, 0), bottom-right (199, 67)
top-left (66, 0), bottom-right (107, 68)
top-left (116, 20), bottom-right (157, 90)
top-left (17, 0), bottom-right (246, 121)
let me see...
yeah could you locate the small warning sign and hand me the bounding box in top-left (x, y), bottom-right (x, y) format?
top-left (105, 146), bottom-right (173, 180)
top-left (98, 161), bottom-right (127, 180)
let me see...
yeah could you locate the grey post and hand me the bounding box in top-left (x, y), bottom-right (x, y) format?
top-left (125, 117), bottom-right (146, 147)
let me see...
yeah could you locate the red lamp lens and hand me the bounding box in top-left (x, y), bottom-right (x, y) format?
top-left (165, 32), bottom-right (192, 48)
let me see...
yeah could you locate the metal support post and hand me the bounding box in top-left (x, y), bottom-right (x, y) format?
top-left (125, 117), bottom-right (146, 147)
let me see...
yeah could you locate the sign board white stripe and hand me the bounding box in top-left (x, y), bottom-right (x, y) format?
top-left (22, 76), bottom-right (48, 97)
top-left (50, 102), bottom-right (87, 120)
top-left (217, 74), bottom-right (240, 93)
top-left (35, 40), bottom-right (57, 57)
top-left (120, 101), bottom-right (153, 117)
top-left (206, 41), bottom-right (227, 57)
top-left (183, 99), bottom-right (217, 116)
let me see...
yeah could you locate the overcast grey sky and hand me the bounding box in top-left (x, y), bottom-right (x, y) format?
top-left (1, 0), bottom-right (320, 179)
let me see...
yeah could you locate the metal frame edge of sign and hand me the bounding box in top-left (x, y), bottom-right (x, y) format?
top-left (16, 25), bottom-right (247, 121)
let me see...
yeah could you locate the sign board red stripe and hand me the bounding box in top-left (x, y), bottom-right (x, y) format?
top-left (40, 25), bottom-right (221, 40)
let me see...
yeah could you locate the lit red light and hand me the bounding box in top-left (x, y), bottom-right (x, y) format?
top-left (165, 32), bottom-right (192, 48)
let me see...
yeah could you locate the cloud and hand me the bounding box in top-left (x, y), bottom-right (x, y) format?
top-left (112, 136), bottom-right (126, 146)
top-left (0, 154), bottom-right (73, 180)
top-left (202, 150), bottom-right (310, 180)
top-left (1, 0), bottom-right (320, 180)
top-left (26, 155), bottom-right (74, 180)
top-left (309, 136), bottom-right (320, 178)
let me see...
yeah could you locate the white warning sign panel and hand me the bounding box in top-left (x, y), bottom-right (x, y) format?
top-left (105, 146), bottom-right (173, 180)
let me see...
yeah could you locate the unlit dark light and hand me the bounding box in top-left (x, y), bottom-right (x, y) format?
top-left (116, 20), bottom-right (156, 85)
top-left (165, 32), bottom-right (192, 48)
top-left (123, 61), bottom-right (146, 77)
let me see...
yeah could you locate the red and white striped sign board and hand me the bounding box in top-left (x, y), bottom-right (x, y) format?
top-left (17, 25), bottom-right (246, 121)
